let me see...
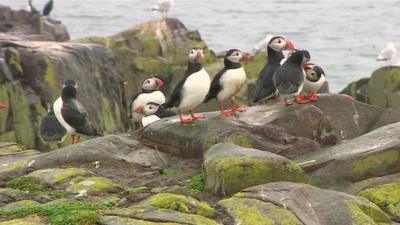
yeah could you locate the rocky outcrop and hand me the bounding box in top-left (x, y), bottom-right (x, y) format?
top-left (0, 5), bottom-right (69, 42)
top-left (140, 94), bottom-right (400, 158)
top-left (0, 40), bottom-right (127, 149)
top-left (341, 66), bottom-right (400, 111)
top-left (203, 143), bottom-right (307, 196)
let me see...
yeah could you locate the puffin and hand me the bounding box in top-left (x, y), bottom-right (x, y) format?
top-left (133, 102), bottom-right (162, 127)
top-left (253, 36), bottom-right (295, 103)
top-left (129, 76), bottom-right (165, 128)
top-left (42, 0), bottom-right (53, 17)
top-left (53, 80), bottom-right (101, 144)
top-left (163, 48), bottom-right (211, 124)
top-left (0, 103), bottom-right (7, 110)
top-left (39, 104), bottom-right (67, 147)
top-left (204, 49), bottom-right (251, 116)
top-left (302, 63), bottom-right (326, 101)
top-left (273, 50), bottom-right (307, 106)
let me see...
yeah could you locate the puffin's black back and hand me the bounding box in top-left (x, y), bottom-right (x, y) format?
top-left (39, 106), bottom-right (67, 142)
top-left (163, 61), bottom-right (202, 108)
top-left (273, 50), bottom-right (305, 95)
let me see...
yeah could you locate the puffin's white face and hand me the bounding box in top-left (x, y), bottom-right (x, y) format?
top-left (305, 65), bottom-right (324, 82)
top-left (142, 103), bottom-right (159, 116)
top-left (142, 77), bottom-right (164, 91)
top-left (268, 37), bottom-right (294, 52)
top-left (226, 50), bottom-right (243, 63)
top-left (188, 48), bottom-right (204, 63)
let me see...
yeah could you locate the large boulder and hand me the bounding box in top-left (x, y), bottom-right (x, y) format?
top-left (0, 40), bottom-right (127, 149)
top-left (223, 182), bottom-right (391, 225)
top-left (295, 121), bottom-right (400, 190)
top-left (0, 5), bottom-right (69, 42)
top-left (203, 143), bottom-right (307, 196)
top-left (140, 94), bottom-right (400, 158)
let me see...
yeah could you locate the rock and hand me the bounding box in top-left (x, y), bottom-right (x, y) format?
top-left (137, 193), bottom-right (215, 218)
top-left (0, 143), bottom-right (26, 156)
top-left (0, 218), bottom-right (45, 225)
top-left (0, 40), bottom-right (127, 149)
top-left (28, 168), bottom-right (94, 187)
top-left (231, 182), bottom-right (391, 225)
top-left (368, 66), bottom-right (400, 110)
top-left (140, 94), bottom-right (400, 158)
top-left (0, 135), bottom-right (168, 185)
top-left (358, 182), bottom-right (400, 221)
top-left (106, 205), bottom-right (218, 225)
top-left (340, 77), bottom-right (370, 102)
top-left (0, 188), bottom-right (40, 207)
top-left (203, 143), bottom-right (307, 196)
top-left (0, 200), bottom-right (40, 211)
top-left (67, 176), bottom-right (125, 196)
top-left (100, 216), bottom-right (180, 225)
top-left (348, 173), bottom-right (400, 194)
top-left (295, 122), bottom-right (400, 190)
top-left (0, 5), bottom-right (69, 41)
top-left (219, 197), bottom-right (302, 225)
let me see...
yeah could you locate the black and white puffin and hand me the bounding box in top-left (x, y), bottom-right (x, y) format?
top-left (39, 104), bottom-right (67, 147)
top-left (42, 0), bottom-right (53, 17)
top-left (253, 36), bottom-right (295, 102)
top-left (134, 102), bottom-right (161, 127)
top-left (0, 103), bottom-right (7, 110)
top-left (129, 76), bottom-right (165, 128)
top-left (163, 48), bottom-right (211, 124)
top-left (53, 80), bottom-right (101, 144)
top-left (302, 63), bottom-right (326, 101)
top-left (204, 49), bottom-right (251, 116)
top-left (273, 50), bottom-right (307, 106)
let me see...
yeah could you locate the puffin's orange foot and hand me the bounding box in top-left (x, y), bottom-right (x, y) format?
top-left (221, 110), bottom-right (233, 117)
top-left (180, 118), bottom-right (194, 124)
top-left (295, 96), bottom-right (308, 104)
top-left (284, 99), bottom-right (293, 106)
top-left (308, 92), bottom-right (318, 101)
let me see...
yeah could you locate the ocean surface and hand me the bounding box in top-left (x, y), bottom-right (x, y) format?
top-left (2, 0), bottom-right (400, 92)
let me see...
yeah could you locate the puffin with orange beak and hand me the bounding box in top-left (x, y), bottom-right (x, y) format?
top-left (253, 36), bottom-right (295, 103)
top-left (204, 49), bottom-right (251, 116)
top-left (129, 76), bottom-right (166, 128)
top-left (133, 102), bottom-right (162, 127)
top-left (163, 48), bottom-right (211, 124)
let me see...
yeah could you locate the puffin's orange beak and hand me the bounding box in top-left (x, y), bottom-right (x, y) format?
top-left (0, 103), bottom-right (7, 110)
top-left (196, 52), bottom-right (204, 61)
top-left (286, 40), bottom-right (295, 51)
top-left (241, 53), bottom-right (252, 62)
top-left (134, 105), bottom-right (144, 113)
top-left (153, 77), bottom-right (164, 87)
top-left (303, 65), bottom-right (312, 70)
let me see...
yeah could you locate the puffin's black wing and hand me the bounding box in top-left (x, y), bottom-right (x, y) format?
top-left (163, 75), bottom-right (189, 109)
top-left (155, 108), bottom-right (177, 118)
top-left (61, 102), bottom-right (101, 136)
top-left (273, 65), bottom-right (304, 95)
top-left (39, 109), bottom-right (67, 142)
top-left (253, 63), bottom-right (279, 102)
top-left (42, 0), bottom-right (53, 16)
top-left (204, 68), bottom-right (226, 103)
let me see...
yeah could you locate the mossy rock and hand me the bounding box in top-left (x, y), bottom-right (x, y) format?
top-left (28, 168), bottom-right (93, 186)
top-left (0, 218), bottom-right (45, 225)
top-left (368, 66), bottom-right (400, 110)
top-left (219, 197), bottom-right (302, 225)
top-left (0, 143), bottom-right (26, 156)
top-left (100, 216), bottom-right (181, 225)
top-left (138, 193), bottom-right (214, 218)
top-left (0, 188), bottom-right (38, 206)
top-left (340, 77), bottom-right (370, 103)
top-left (203, 143), bottom-right (308, 196)
top-left (67, 177), bottom-right (125, 196)
top-left (0, 200), bottom-right (40, 211)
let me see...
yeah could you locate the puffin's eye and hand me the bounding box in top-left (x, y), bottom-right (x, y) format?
top-left (278, 39), bottom-right (282, 44)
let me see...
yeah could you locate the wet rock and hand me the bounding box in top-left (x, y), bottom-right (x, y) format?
top-left (67, 176), bottom-right (125, 196)
top-left (233, 182), bottom-right (390, 225)
top-left (0, 5), bottom-right (69, 41)
top-left (0, 200), bottom-right (40, 211)
top-left (106, 205), bottom-right (218, 225)
top-left (140, 94), bottom-right (400, 159)
top-left (295, 122), bottom-right (400, 190)
top-left (219, 197), bottom-right (302, 225)
top-left (137, 193), bottom-right (215, 218)
top-left (203, 143), bottom-right (307, 196)
top-left (0, 40), bottom-right (127, 149)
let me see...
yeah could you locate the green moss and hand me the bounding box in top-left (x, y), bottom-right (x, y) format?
top-left (134, 57), bottom-right (164, 74)
top-left (187, 174), bottom-right (206, 194)
top-left (2, 160), bottom-right (29, 173)
top-left (352, 149), bottom-right (399, 178)
top-left (0, 144), bottom-right (26, 156)
top-left (43, 57), bottom-right (59, 100)
top-left (346, 200), bottom-right (391, 224)
top-left (358, 183), bottom-right (400, 208)
top-left (161, 168), bottom-right (177, 176)
top-left (226, 134), bottom-right (252, 148)
top-left (30, 168), bottom-right (92, 185)
top-left (5, 176), bottom-right (67, 200)
top-left (0, 201), bottom-right (104, 225)
top-left (7, 52), bottom-right (23, 74)
top-left (242, 53), bottom-right (267, 80)
top-left (219, 197), bottom-right (301, 225)
top-left (67, 176), bottom-right (125, 195)
top-left (137, 32), bottom-right (161, 57)
top-left (101, 97), bottom-right (118, 132)
top-left (140, 193), bottom-right (214, 218)
top-left (0, 84), bottom-right (10, 134)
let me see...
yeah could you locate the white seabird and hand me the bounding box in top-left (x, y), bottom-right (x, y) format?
top-left (152, 0), bottom-right (174, 19)
top-left (377, 42), bottom-right (397, 65)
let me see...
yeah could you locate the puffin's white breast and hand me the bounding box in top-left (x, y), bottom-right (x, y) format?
top-left (179, 68), bottom-right (211, 111)
top-left (142, 115), bottom-right (160, 127)
top-left (131, 91), bottom-right (165, 122)
top-left (302, 75), bottom-right (326, 94)
top-left (53, 97), bottom-right (75, 135)
top-left (217, 67), bottom-right (246, 101)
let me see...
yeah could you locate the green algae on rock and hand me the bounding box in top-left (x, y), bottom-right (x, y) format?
top-left (0, 218), bottom-right (45, 225)
top-left (203, 143), bottom-right (308, 196)
top-left (28, 168), bottom-right (93, 186)
top-left (0, 200), bottom-right (40, 212)
top-left (100, 216), bottom-right (181, 225)
top-left (138, 193), bottom-right (214, 218)
top-left (67, 177), bottom-right (125, 196)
